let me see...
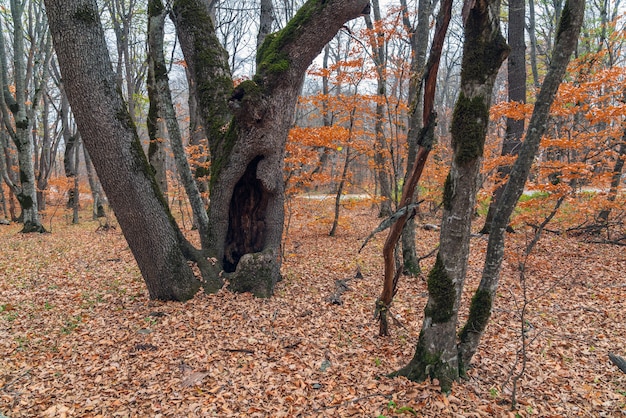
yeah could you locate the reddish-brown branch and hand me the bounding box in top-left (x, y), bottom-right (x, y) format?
top-left (378, 0), bottom-right (452, 336)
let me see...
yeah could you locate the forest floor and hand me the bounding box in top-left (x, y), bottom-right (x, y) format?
top-left (1, 198), bottom-right (625, 417)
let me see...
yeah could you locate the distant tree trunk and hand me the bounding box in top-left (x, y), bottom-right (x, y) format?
top-left (82, 146), bottom-right (106, 219)
top-left (481, 0), bottom-right (526, 234)
top-left (329, 145), bottom-right (351, 237)
top-left (392, 0), bottom-right (508, 391)
top-left (257, 0), bottom-right (274, 51)
top-left (72, 140), bottom-right (81, 224)
top-left (365, 0), bottom-right (393, 218)
top-left (64, 134), bottom-right (79, 208)
top-left (147, 0), bottom-right (210, 248)
top-left (399, 0), bottom-right (435, 276)
top-left (377, 0), bottom-right (452, 336)
top-left (0, 1), bottom-right (46, 232)
top-left (597, 129), bottom-right (625, 223)
top-left (458, 0), bottom-right (584, 370)
top-left (527, 0), bottom-right (540, 88)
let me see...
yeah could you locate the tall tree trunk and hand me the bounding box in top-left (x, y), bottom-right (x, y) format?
top-left (392, 0), bottom-right (508, 391)
top-left (0, 1), bottom-right (45, 232)
top-left (257, 0), bottom-right (275, 51)
top-left (377, 0), bottom-right (452, 336)
top-left (45, 0), bottom-right (202, 301)
top-left (148, 0), bottom-right (211, 251)
top-left (480, 0), bottom-right (526, 233)
top-left (527, 0), bottom-right (541, 88)
top-left (399, 0), bottom-right (435, 276)
top-left (365, 0), bottom-right (393, 218)
top-left (458, 0), bottom-right (584, 370)
top-left (596, 123), bottom-right (625, 223)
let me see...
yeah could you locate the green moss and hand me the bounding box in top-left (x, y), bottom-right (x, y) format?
top-left (442, 172), bottom-right (453, 211)
top-left (450, 93), bottom-right (489, 165)
top-left (459, 289), bottom-right (492, 343)
top-left (256, 0), bottom-right (326, 83)
top-left (390, 331), bottom-right (457, 393)
top-left (15, 118), bottom-right (29, 130)
top-left (424, 254), bottom-right (455, 324)
top-left (73, 4), bottom-right (99, 24)
top-left (148, 0), bottom-right (165, 17)
top-left (460, 14), bottom-right (509, 86)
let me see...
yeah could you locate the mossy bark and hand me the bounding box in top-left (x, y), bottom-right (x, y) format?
top-left (395, 0), bottom-right (508, 391)
top-left (175, 0), bottom-right (369, 296)
top-left (458, 0), bottom-right (585, 368)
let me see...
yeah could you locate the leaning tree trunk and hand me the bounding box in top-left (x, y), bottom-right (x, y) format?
top-left (173, 0), bottom-right (370, 297)
top-left (45, 0), bottom-right (201, 301)
top-left (392, 0), bottom-right (508, 392)
top-left (458, 0), bottom-right (585, 369)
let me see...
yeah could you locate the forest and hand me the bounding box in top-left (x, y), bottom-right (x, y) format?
top-left (0, 0), bottom-right (625, 416)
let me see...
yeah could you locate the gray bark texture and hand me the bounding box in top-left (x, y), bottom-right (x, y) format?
top-left (147, 0), bottom-right (210, 251)
top-left (399, 0), bottom-right (435, 276)
top-left (481, 0), bottom-right (526, 234)
top-left (45, 0), bottom-right (201, 301)
top-left (0, 1), bottom-right (46, 232)
top-left (393, 0), bottom-right (509, 392)
top-left (458, 0), bottom-right (585, 370)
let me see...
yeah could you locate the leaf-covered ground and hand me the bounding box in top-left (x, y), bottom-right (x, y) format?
top-left (1, 198), bottom-right (625, 417)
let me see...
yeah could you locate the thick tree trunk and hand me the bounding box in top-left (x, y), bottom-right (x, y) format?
top-left (480, 0), bottom-right (526, 234)
top-left (458, 0), bottom-right (584, 370)
top-left (393, 0), bottom-right (508, 392)
top-left (174, 0), bottom-right (369, 296)
top-left (45, 0), bottom-right (201, 301)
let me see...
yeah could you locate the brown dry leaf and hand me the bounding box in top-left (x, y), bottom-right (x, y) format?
top-left (181, 371), bottom-right (209, 388)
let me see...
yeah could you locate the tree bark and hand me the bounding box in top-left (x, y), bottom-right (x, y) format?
top-left (0, 1), bottom-right (46, 232)
top-left (46, 0), bottom-right (368, 301)
top-left (392, 0), bottom-right (508, 391)
top-left (365, 0), bottom-right (393, 218)
top-left (399, 0), bottom-right (435, 277)
top-left (377, 0), bottom-right (452, 336)
top-left (173, 0), bottom-right (369, 296)
top-left (45, 0), bottom-right (201, 301)
top-left (147, 0), bottom-right (211, 251)
top-left (458, 0), bottom-right (584, 370)
top-left (480, 0), bottom-right (526, 234)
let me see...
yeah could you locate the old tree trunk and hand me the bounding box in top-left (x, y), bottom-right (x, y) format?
top-left (172, 0), bottom-right (369, 297)
top-left (45, 0), bottom-right (369, 300)
top-left (392, 0), bottom-right (509, 392)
